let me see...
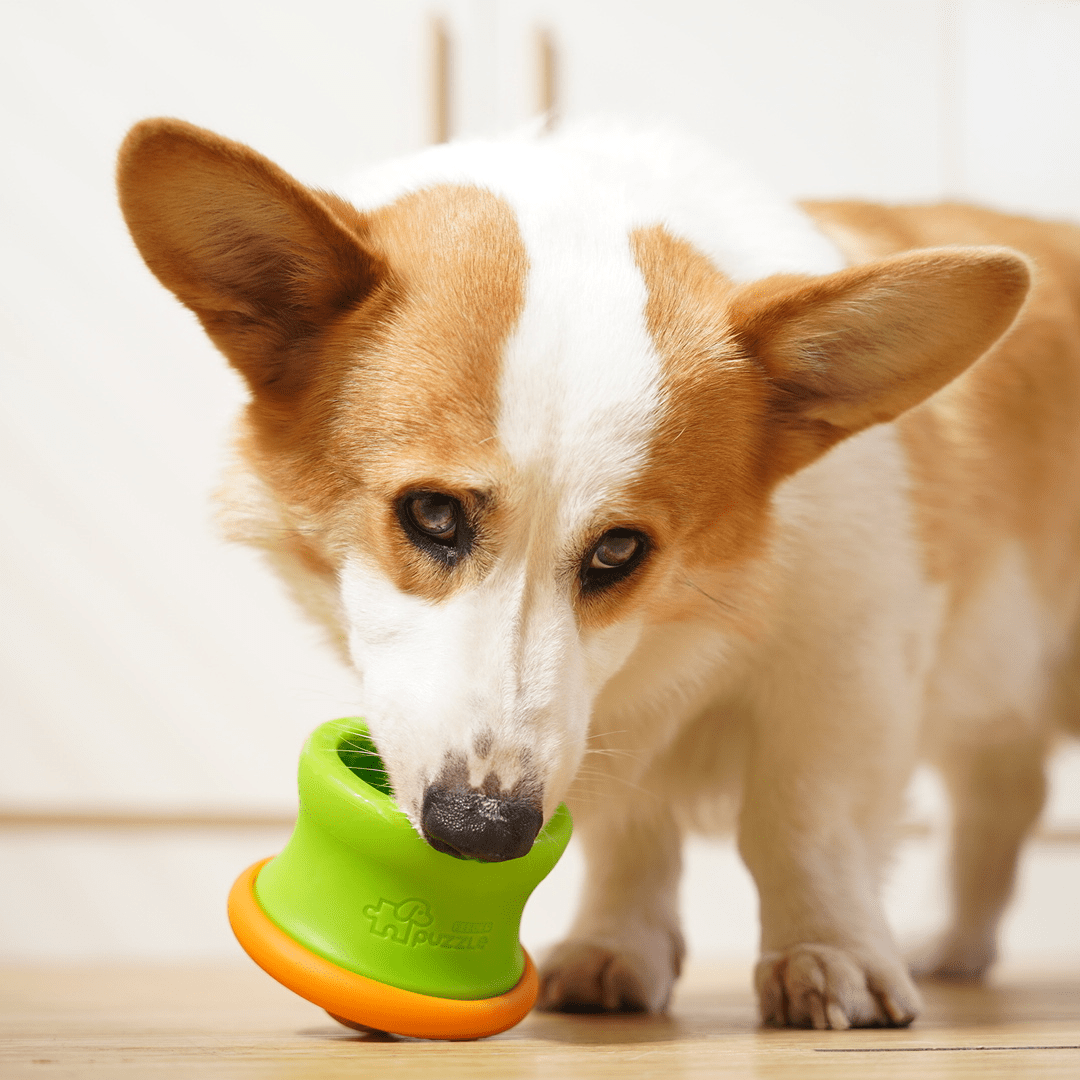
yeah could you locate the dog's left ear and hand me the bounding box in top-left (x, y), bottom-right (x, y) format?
top-left (728, 247), bottom-right (1030, 479)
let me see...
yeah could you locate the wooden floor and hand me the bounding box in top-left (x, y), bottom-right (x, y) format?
top-left (3, 961), bottom-right (1079, 1079)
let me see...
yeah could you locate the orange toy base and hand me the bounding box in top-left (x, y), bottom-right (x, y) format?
top-left (227, 859), bottom-right (539, 1040)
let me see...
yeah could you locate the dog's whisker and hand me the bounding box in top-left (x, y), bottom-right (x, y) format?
top-left (585, 726), bottom-right (633, 741)
top-left (682, 577), bottom-right (739, 613)
top-left (570, 767), bottom-right (658, 801)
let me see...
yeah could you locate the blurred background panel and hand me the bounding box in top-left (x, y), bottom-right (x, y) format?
top-left (1, 0), bottom-right (1078, 965)
top-left (493, 0), bottom-right (950, 200)
top-left (0, 0), bottom-right (446, 815)
top-left (956, 0), bottom-right (1080, 218)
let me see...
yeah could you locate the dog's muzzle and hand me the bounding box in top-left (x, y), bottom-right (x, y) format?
top-left (421, 786), bottom-right (543, 862)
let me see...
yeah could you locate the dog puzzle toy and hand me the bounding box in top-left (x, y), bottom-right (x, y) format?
top-left (228, 718), bottom-right (572, 1040)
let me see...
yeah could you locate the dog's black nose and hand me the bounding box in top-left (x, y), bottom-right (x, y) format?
top-left (421, 786), bottom-right (543, 862)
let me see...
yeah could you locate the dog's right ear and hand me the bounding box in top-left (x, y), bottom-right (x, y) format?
top-left (117, 118), bottom-right (382, 396)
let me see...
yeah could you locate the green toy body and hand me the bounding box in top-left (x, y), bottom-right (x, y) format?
top-left (230, 718), bottom-right (572, 1036)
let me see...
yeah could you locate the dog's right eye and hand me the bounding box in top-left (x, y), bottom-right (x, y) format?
top-left (407, 493), bottom-right (457, 539)
top-left (397, 491), bottom-right (470, 565)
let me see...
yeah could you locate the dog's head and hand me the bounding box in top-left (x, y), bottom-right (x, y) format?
top-left (118, 119), bottom-right (1028, 860)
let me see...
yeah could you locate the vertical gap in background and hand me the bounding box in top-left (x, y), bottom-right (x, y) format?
top-left (431, 14), bottom-right (451, 144)
top-left (536, 26), bottom-right (559, 131)
top-left (939, 0), bottom-right (965, 199)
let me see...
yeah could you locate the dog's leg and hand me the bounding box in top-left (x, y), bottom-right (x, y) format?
top-left (537, 806), bottom-right (685, 1014)
top-left (915, 730), bottom-right (1048, 981)
top-left (738, 683), bottom-right (922, 1030)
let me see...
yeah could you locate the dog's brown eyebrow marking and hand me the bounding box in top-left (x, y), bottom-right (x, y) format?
top-left (562, 223), bottom-right (774, 636)
top-left (315, 184), bottom-right (528, 604)
top-left (628, 226), bottom-right (772, 579)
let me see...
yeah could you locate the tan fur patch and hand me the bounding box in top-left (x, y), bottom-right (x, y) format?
top-left (808, 201), bottom-right (1080, 618)
top-left (617, 226), bottom-right (777, 636)
top-left (239, 183), bottom-right (529, 603)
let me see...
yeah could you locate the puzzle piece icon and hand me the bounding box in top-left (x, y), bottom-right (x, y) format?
top-left (364, 897), bottom-right (433, 942)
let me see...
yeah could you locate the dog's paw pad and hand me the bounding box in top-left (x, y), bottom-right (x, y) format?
top-left (537, 941), bottom-right (665, 1014)
top-left (756, 943), bottom-right (920, 1029)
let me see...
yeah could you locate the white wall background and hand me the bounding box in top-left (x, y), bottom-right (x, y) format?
top-left (1, 0), bottom-right (1079, 968)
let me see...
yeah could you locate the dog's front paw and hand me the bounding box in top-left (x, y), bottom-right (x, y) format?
top-left (756, 944), bottom-right (921, 1029)
top-left (537, 933), bottom-right (682, 1015)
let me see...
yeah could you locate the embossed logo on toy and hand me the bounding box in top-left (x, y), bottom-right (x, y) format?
top-left (363, 898), bottom-right (490, 950)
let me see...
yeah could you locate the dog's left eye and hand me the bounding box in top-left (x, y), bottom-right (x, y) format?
top-left (397, 491), bottom-right (469, 564)
top-left (581, 529), bottom-right (649, 591)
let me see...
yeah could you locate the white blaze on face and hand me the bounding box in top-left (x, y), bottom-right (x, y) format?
top-left (337, 144), bottom-right (667, 823)
top-left (497, 196), bottom-right (665, 512)
top-left (484, 174), bottom-right (668, 797)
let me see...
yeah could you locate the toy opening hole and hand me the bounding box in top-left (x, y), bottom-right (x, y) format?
top-left (337, 730), bottom-right (393, 797)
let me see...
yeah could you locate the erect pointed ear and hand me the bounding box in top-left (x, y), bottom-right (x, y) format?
top-left (727, 247), bottom-right (1030, 479)
top-left (117, 118), bottom-right (382, 395)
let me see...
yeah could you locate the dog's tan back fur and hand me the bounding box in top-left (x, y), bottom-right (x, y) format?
top-left (811, 201), bottom-right (1080, 726)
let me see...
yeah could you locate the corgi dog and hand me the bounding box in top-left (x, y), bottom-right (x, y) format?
top-left (118, 118), bottom-right (1080, 1030)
